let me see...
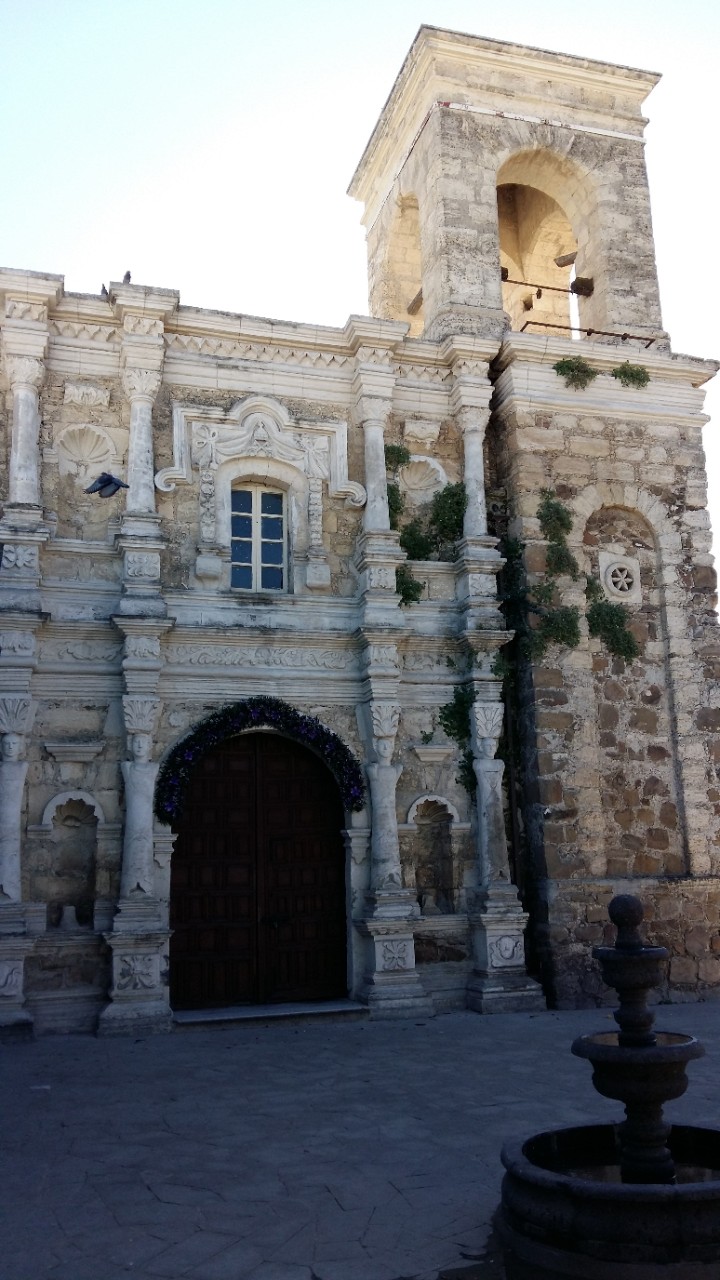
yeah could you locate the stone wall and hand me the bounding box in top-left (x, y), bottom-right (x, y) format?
top-left (491, 334), bottom-right (720, 1004)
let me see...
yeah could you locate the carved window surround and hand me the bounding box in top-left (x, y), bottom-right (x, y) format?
top-left (155, 395), bottom-right (366, 593)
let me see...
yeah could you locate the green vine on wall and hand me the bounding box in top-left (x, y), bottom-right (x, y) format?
top-left (498, 490), bottom-right (639, 662)
top-left (399, 482), bottom-right (468, 561)
top-left (396, 564), bottom-right (425, 606)
top-left (437, 686), bottom-right (477, 793)
top-left (585, 578), bottom-right (640, 659)
top-left (384, 443), bottom-right (410, 531)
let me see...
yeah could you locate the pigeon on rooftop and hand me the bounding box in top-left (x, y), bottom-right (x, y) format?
top-left (123, 271), bottom-right (131, 284)
top-left (100, 284), bottom-right (108, 298)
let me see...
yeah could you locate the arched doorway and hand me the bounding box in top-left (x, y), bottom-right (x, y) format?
top-left (169, 732), bottom-right (348, 1009)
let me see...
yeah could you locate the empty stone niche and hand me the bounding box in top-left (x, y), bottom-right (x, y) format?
top-left (34, 793), bottom-right (99, 929)
top-left (407, 795), bottom-right (461, 917)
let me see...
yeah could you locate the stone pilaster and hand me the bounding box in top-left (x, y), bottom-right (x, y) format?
top-left (442, 338), bottom-right (506, 639)
top-left (0, 696), bottom-right (43, 1037)
top-left (0, 271), bottom-right (62, 534)
top-left (3, 354), bottom-right (45, 511)
top-left (358, 700), bottom-right (432, 1016)
top-left (0, 696), bottom-right (35, 901)
top-left (466, 701), bottom-right (545, 1013)
top-left (98, 650), bottom-right (172, 1033)
top-left (112, 283), bottom-right (177, 616)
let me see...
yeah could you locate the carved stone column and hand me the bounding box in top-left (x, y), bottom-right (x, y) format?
top-left (361, 417), bottom-right (391, 532)
top-left (122, 367), bottom-right (161, 516)
top-left (358, 702), bottom-right (432, 1018)
top-left (0, 696), bottom-right (34, 902)
top-left (3, 355), bottom-right (44, 509)
top-left (98, 694), bottom-right (171, 1035)
top-left (118, 368), bottom-right (166, 616)
top-left (458, 405), bottom-right (488, 538)
top-left (366, 703), bottom-right (404, 901)
top-left (118, 696), bottom-right (161, 899)
top-left (0, 695), bottom-right (43, 1038)
top-left (466, 702), bottom-right (545, 1013)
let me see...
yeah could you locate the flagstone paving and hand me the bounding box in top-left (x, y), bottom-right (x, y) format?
top-left (3, 1004), bottom-right (720, 1280)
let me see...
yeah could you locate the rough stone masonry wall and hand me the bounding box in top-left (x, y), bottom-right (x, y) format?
top-left (492, 373), bottom-right (720, 1006)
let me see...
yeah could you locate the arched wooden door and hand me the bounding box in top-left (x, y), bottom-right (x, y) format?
top-left (169, 733), bottom-right (348, 1009)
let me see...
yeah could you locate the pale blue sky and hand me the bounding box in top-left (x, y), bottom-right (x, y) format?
top-left (2, 0), bottom-right (718, 540)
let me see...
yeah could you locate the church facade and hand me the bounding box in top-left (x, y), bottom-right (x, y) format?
top-left (1, 26), bottom-right (718, 1036)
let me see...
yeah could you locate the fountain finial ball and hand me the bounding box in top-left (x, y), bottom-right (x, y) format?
top-left (608, 894), bottom-right (644, 950)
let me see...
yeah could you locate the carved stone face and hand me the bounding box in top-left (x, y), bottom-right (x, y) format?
top-left (375, 736), bottom-right (394, 764)
top-left (131, 733), bottom-right (152, 763)
top-left (1, 733), bottom-right (24, 761)
top-left (480, 737), bottom-right (496, 759)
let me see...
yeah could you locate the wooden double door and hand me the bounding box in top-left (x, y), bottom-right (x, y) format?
top-left (169, 733), bottom-right (348, 1010)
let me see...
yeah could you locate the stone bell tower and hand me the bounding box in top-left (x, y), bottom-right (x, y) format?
top-left (351, 28), bottom-right (720, 1008)
top-left (349, 26), bottom-right (665, 348)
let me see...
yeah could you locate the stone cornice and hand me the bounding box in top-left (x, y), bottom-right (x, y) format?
top-left (349, 26), bottom-right (659, 214)
top-left (0, 268), bottom-right (64, 310)
top-left (492, 335), bottom-right (717, 424)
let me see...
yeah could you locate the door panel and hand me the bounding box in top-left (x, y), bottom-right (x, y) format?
top-left (170, 733), bottom-right (347, 1009)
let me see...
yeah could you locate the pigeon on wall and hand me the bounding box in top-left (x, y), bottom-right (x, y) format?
top-left (84, 473), bottom-right (129, 498)
top-left (123, 271), bottom-right (131, 284)
top-left (100, 284), bottom-right (108, 298)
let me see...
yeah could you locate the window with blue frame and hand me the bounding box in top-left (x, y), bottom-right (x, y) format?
top-left (230, 487), bottom-right (286, 591)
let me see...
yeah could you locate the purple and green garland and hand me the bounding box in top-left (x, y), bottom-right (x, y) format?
top-left (154, 696), bottom-right (366, 823)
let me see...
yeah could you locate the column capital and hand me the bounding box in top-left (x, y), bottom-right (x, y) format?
top-left (0, 695), bottom-right (36, 737)
top-left (122, 696), bottom-right (162, 736)
top-left (2, 354), bottom-right (44, 391)
top-left (471, 701), bottom-right (504, 756)
top-left (371, 701), bottom-right (401, 743)
top-left (121, 366), bottom-right (162, 404)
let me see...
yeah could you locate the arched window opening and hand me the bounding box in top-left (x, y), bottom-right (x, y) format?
top-left (230, 484), bottom-right (287, 592)
top-left (498, 183), bottom-right (577, 335)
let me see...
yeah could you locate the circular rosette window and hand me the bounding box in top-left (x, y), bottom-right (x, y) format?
top-left (598, 551), bottom-right (642, 606)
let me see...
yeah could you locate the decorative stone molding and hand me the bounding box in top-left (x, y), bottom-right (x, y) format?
top-left (0, 631), bottom-right (35, 658)
top-left (4, 299), bottom-right (47, 324)
top-left (125, 551), bottom-right (160, 580)
top-left (399, 456), bottom-right (448, 504)
top-left (39, 790), bottom-right (106, 828)
top-left (402, 417), bottom-right (442, 446)
top-left (50, 320), bottom-right (118, 344)
top-left (123, 314), bottom-right (163, 337)
top-left (55, 424), bottom-right (115, 481)
top-left (406, 793), bottom-right (460, 825)
top-left (63, 382), bottom-right (111, 407)
top-left (165, 331), bottom-right (352, 368)
top-left (164, 643), bottom-right (352, 669)
top-left (44, 743), bottom-right (105, 764)
top-left (362, 644), bottom-right (401, 672)
top-left (1, 545), bottom-right (39, 573)
top-left (156, 396), bottom-right (366, 509)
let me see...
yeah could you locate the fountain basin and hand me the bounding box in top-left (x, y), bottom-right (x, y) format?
top-left (496, 1123), bottom-right (720, 1278)
top-left (572, 1030), bottom-right (704, 1105)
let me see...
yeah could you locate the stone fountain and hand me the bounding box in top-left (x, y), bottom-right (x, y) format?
top-left (495, 895), bottom-right (720, 1278)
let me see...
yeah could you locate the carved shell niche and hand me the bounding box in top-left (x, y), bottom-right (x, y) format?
top-left (399, 456), bottom-right (448, 506)
top-left (55, 424), bottom-right (115, 482)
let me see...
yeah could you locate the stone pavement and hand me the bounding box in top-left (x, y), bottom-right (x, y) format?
top-left (3, 1003), bottom-right (720, 1280)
